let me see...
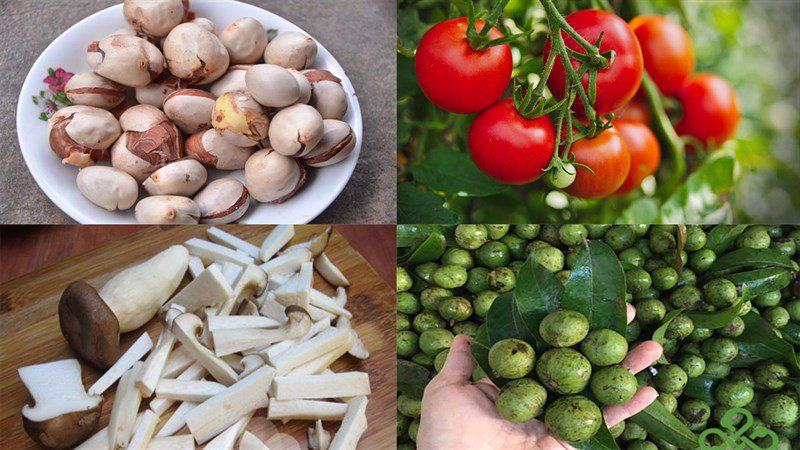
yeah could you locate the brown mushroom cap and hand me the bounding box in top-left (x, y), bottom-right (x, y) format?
top-left (58, 281), bottom-right (120, 369)
top-left (22, 404), bottom-right (102, 449)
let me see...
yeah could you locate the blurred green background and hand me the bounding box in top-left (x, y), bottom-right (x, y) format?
top-left (397, 0), bottom-right (800, 224)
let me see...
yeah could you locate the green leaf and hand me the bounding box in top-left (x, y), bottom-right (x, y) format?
top-left (513, 257), bottom-right (564, 348)
top-left (684, 375), bottom-right (721, 404)
top-left (720, 267), bottom-right (793, 298)
top-left (397, 182), bottom-right (458, 224)
top-left (707, 248), bottom-right (795, 276)
top-left (398, 232), bottom-right (446, 265)
top-left (735, 312), bottom-right (800, 374)
top-left (412, 147), bottom-right (509, 197)
top-left (38, 113), bottom-right (48, 121)
top-left (397, 360), bottom-right (431, 399)
top-left (704, 225), bottom-right (748, 254)
top-left (470, 324), bottom-right (506, 387)
top-left (628, 400), bottom-right (698, 449)
top-left (782, 322), bottom-right (800, 346)
top-left (571, 424), bottom-right (619, 450)
top-left (617, 197), bottom-right (660, 224)
top-left (485, 292), bottom-right (535, 346)
top-left (396, 224), bottom-right (446, 247)
top-left (563, 241), bottom-right (627, 335)
top-left (652, 309), bottom-right (685, 364)
top-left (659, 155), bottom-right (735, 223)
top-left (686, 298), bottom-right (744, 330)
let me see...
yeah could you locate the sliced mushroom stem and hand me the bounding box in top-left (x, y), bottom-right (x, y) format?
top-left (328, 396), bottom-right (369, 450)
top-left (170, 313), bottom-right (238, 386)
top-left (271, 372), bottom-right (371, 400)
top-left (259, 225), bottom-right (295, 261)
top-left (89, 332), bottom-right (153, 396)
top-left (267, 399), bottom-right (348, 421)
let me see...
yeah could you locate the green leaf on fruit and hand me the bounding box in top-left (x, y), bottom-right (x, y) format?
top-left (470, 324), bottom-right (506, 387)
top-left (485, 292), bottom-right (534, 346)
top-left (704, 225), bottom-right (748, 254)
top-left (734, 311), bottom-right (800, 374)
top-left (398, 231), bottom-right (446, 265)
top-left (684, 375), bottom-right (721, 404)
top-left (707, 247), bottom-right (795, 276)
top-left (652, 309), bottom-right (685, 364)
top-left (628, 400), bottom-right (699, 449)
top-left (512, 257), bottom-right (564, 348)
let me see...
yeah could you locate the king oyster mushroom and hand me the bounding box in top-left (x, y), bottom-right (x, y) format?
top-left (123, 0), bottom-right (189, 38)
top-left (47, 105), bottom-right (121, 167)
top-left (245, 64), bottom-right (300, 108)
top-left (63, 72), bottom-right (126, 110)
top-left (163, 22), bottom-right (230, 85)
top-left (244, 149), bottom-right (307, 204)
top-left (185, 128), bottom-right (254, 170)
top-left (220, 17), bottom-right (269, 64)
top-left (111, 105), bottom-right (184, 182)
top-left (135, 71), bottom-right (186, 108)
top-left (267, 104), bottom-right (324, 157)
top-left (303, 69), bottom-right (349, 120)
top-left (193, 178), bottom-right (250, 224)
top-left (211, 90), bottom-right (269, 147)
top-left (87, 34), bottom-right (165, 87)
top-left (209, 65), bottom-right (251, 97)
top-left (163, 88), bottom-right (217, 135)
top-left (303, 120), bottom-right (356, 167)
top-left (263, 31), bottom-right (317, 70)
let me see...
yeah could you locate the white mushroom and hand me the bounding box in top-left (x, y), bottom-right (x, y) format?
top-left (111, 105), bottom-right (184, 182)
top-left (185, 128), bottom-right (255, 170)
top-left (245, 64), bottom-right (300, 108)
top-left (209, 65), bottom-right (251, 97)
top-left (303, 70), bottom-right (349, 120)
top-left (303, 119), bottom-right (356, 167)
top-left (135, 72), bottom-right (186, 108)
top-left (77, 166), bottom-right (139, 211)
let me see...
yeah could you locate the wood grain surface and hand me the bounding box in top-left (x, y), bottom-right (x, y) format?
top-left (0, 225), bottom-right (396, 449)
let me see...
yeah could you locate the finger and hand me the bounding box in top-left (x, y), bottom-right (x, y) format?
top-left (626, 303), bottom-right (636, 324)
top-left (622, 341), bottom-right (663, 374)
top-left (437, 334), bottom-right (476, 382)
top-left (472, 380), bottom-right (500, 402)
top-left (603, 386), bottom-right (659, 427)
top-left (529, 421), bottom-right (570, 450)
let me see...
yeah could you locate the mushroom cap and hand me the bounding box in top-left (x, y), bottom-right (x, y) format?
top-left (123, 0), bottom-right (187, 38)
top-left (163, 22), bottom-right (230, 85)
top-left (284, 305), bottom-right (312, 338)
top-left (267, 104), bottom-right (324, 157)
top-left (22, 403), bottom-right (101, 449)
top-left (163, 88), bottom-right (217, 135)
top-left (220, 17), bottom-right (269, 64)
top-left (244, 149), bottom-right (307, 204)
top-left (185, 128), bottom-right (255, 170)
top-left (58, 281), bottom-right (120, 369)
top-left (263, 31), bottom-right (317, 70)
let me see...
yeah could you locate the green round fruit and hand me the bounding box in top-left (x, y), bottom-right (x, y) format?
top-left (408, 419), bottom-right (419, 442)
top-left (495, 378), bottom-right (548, 423)
top-left (420, 287), bottom-right (452, 310)
top-left (414, 261), bottom-right (438, 283)
top-left (649, 230), bottom-right (676, 255)
top-left (539, 309), bottom-right (589, 347)
top-left (729, 369), bottom-right (755, 387)
top-left (626, 319), bottom-right (642, 343)
top-left (397, 413), bottom-right (410, 437)
top-left (486, 224), bottom-right (510, 240)
top-left (665, 315), bottom-right (695, 340)
top-left (737, 226), bottom-right (771, 249)
top-left (786, 300), bottom-right (800, 322)
top-left (669, 285), bottom-right (704, 310)
top-left (475, 241), bottom-right (510, 268)
top-left (438, 296), bottom-right (473, 322)
top-left (652, 267), bottom-right (679, 291)
top-left (688, 248), bottom-right (716, 273)
top-left (501, 234), bottom-right (528, 260)
top-left (472, 290), bottom-right (499, 318)
top-left (684, 226), bottom-right (707, 251)
top-left (680, 399), bottom-right (711, 425)
top-left (488, 338), bottom-right (536, 379)
top-left (536, 348), bottom-right (592, 394)
top-left (397, 292), bottom-right (420, 315)
top-left (580, 329), bottom-right (628, 366)
top-left (627, 440), bottom-right (658, 450)
top-left (432, 265), bottom-right (468, 289)
top-left (657, 393), bottom-right (678, 413)
top-left (397, 394), bottom-right (421, 417)
top-left (455, 224), bottom-right (489, 250)
top-left (715, 380), bottom-right (755, 407)
top-left (559, 224), bottom-right (588, 247)
top-left (636, 299), bottom-right (666, 324)
top-left (465, 267), bottom-right (490, 294)
top-left (760, 394), bottom-right (799, 427)
top-left (441, 247), bottom-right (474, 269)
top-left (488, 267), bottom-right (516, 293)
top-left (589, 366), bottom-right (638, 405)
top-left (620, 421), bottom-right (648, 441)
top-left (397, 267), bottom-right (412, 292)
top-left (704, 278), bottom-right (738, 308)
top-left (397, 330), bottom-right (419, 358)
top-left (411, 352), bottom-right (434, 368)
top-left (626, 268), bottom-right (652, 294)
top-left (514, 224), bottom-right (541, 240)
top-left (608, 420), bottom-right (626, 438)
top-left (703, 361), bottom-right (731, 378)
top-left (434, 349), bottom-right (448, 372)
top-left (717, 316), bottom-right (745, 338)
top-left (451, 321), bottom-right (479, 337)
top-left (754, 290), bottom-right (783, 308)
top-left (412, 311), bottom-right (446, 333)
top-left (678, 354), bottom-right (706, 378)
top-left (544, 395), bottom-right (603, 442)
top-left (419, 329), bottom-right (454, 356)
top-left (764, 306), bottom-right (790, 329)
top-left (701, 337), bottom-right (739, 363)
top-left (654, 364), bottom-right (688, 395)
top-left (529, 244), bottom-right (565, 273)
top-left (754, 362), bottom-right (790, 391)
top-left (604, 225), bottom-right (637, 251)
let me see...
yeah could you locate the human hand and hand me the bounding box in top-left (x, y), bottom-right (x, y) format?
top-left (416, 304), bottom-right (663, 450)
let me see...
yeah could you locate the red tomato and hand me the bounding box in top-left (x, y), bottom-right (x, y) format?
top-left (564, 127), bottom-right (631, 198)
top-left (543, 10), bottom-right (643, 115)
top-left (612, 119), bottom-right (660, 195)
top-left (415, 18), bottom-right (513, 114)
top-left (630, 15), bottom-right (695, 96)
top-left (675, 73), bottom-right (740, 146)
top-left (614, 98), bottom-right (651, 125)
top-left (468, 98), bottom-right (556, 184)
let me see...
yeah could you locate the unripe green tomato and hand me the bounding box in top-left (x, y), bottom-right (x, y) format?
top-left (715, 380), bottom-right (755, 407)
top-left (488, 267), bottom-right (516, 292)
top-left (652, 267), bottom-right (679, 291)
top-left (704, 361), bottom-right (731, 378)
top-left (455, 224), bottom-right (489, 250)
top-left (486, 224), bottom-right (510, 240)
top-left (397, 313), bottom-right (410, 331)
top-left (397, 292), bottom-right (421, 315)
top-left (636, 299), bottom-right (666, 325)
top-left (465, 266), bottom-right (490, 294)
top-left (412, 310), bottom-right (446, 333)
top-left (657, 393), bottom-right (678, 413)
top-left (438, 296), bottom-right (473, 322)
top-left (432, 264), bottom-right (468, 289)
top-left (549, 163), bottom-right (576, 189)
top-left (684, 226), bottom-right (707, 251)
top-left (514, 224), bottom-right (541, 240)
top-left (501, 234), bottom-right (528, 260)
top-left (473, 290), bottom-right (499, 318)
top-left (419, 328), bottom-right (454, 355)
top-left (558, 224), bottom-right (587, 247)
top-left (604, 225), bottom-right (637, 251)
top-left (475, 241), bottom-right (510, 268)
top-left (688, 248), bottom-right (716, 273)
top-left (414, 261), bottom-right (438, 283)
top-left (441, 247), bottom-right (474, 269)
top-left (397, 330), bottom-right (419, 358)
top-left (397, 266), bottom-right (412, 292)
top-left (420, 286), bottom-right (452, 310)
top-left (764, 306), bottom-right (790, 328)
top-left (626, 268), bottom-right (652, 294)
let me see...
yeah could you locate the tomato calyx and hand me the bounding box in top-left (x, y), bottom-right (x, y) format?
top-left (464, 0), bottom-right (526, 51)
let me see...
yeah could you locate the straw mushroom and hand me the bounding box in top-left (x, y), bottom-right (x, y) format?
top-left (303, 70), bottom-right (348, 120)
top-left (245, 64), bottom-right (300, 108)
top-left (76, 166), bottom-right (139, 211)
top-left (135, 72), bottom-right (186, 108)
top-left (135, 196), bottom-right (200, 224)
top-left (209, 65), bottom-right (251, 97)
top-left (143, 159), bottom-right (208, 196)
top-left (123, 0), bottom-right (188, 38)
top-left (163, 89), bottom-right (217, 135)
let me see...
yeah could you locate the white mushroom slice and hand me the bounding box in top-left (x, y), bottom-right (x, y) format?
top-left (185, 365), bottom-right (275, 444)
top-left (88, 332), bottom-right (153, 396)
top-left (269, 327), bottom-right (351, 375)
top-left (336, 316), bottom-right (370, 360)
top-left (334, 287), bottom-right (348, 307)
top-left (239, 430), bottom-right (269, 450)
top-left (213, 308), bottom-right (310, 356)
top-left (149, 362), bottom-right (206, 416)
top-left (267, 272), bottom-right (291, 290)
top-left (171, 313), bottom-right (238, 386)
top-left (267, 400), bottom-right (348, 421)
top-left (280, 227), bottom-right (331, 257)
top-left (239, 354), bottom-right (266, 379)
top-left (208, 315), bottom-right (281, 331)
top-left (259, 247), bottom-right (311, 276)
top-left (208, 226), bottom-right (261, 260)
top-left (309, 289), bottom-right (352, 319)
top-left (154, 401), bottom-right (197, 437)
top-left (160, 346), bottom-right (193, 379)
top-left (75, 412), bottom-right (145, 450)
top-left (308, 304), bottom-right (337, 322)
top-left (108, 362), bottom-right (144, 449)
top-left (188, 255), bottom-right (205, 278)
top-left (287, 333), bottom-right (355, 376)
top-left (259, 292), bottom-right (288, 322)
top-left (222, 261), bottom-right (244, 286)
top-left (155, 379), bottom-right (226, 402)
top-left (148, 434), bottom-right (195, 450)
top-left (329, 396), bottom-right (368, 450)
top-left (218, 264), bottom-right (269, 315)
top-left (259, 224), bottom-right (295, 261)
top-left (184, 238), bottom-right (255, 266)
top-left (161, 265), bottom-right (233, 313)
top-left (308, 419), bottom-right (331, 450)
top-left (263, 317), bottom-right (331, 360)
top-left (135, 324), bottom-right (177, 396)
top-left (273, 262), bottom-right (313, 308)
top-left (221, 354), bottom-right (245, 372)
top-left (126, 409), bottom-right (159, 450)
top-left (18, 359), bottom-right (103, 450)
top-left (271, 372), bottom-right (371, 400)
top-left (314, 252), bottom-right (350, 287)
top-left (204, 413), bottom-right (253, 450)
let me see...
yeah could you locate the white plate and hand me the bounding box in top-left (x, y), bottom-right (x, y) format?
top-left (16, 0), bottom-right (362, 224)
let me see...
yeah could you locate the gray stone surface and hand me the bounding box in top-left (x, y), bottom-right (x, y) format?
top-left (0, 0), bottom-right (396, 224)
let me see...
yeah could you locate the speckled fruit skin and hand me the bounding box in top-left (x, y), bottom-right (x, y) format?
top-left (488, 338), bottom-right (536, 379)
top-left (544, 395), bottom-right (603, 442)
top-left (495, 378), bottom-right (548, 423)
top-left (590, 365), bottom-right (638, 405)
top-left (536, 348), bottom-right (592, 394)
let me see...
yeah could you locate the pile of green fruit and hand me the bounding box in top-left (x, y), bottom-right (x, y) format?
top-left (397, 224), bottom-right (800, 449)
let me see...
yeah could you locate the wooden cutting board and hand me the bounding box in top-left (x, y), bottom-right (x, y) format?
top-left (0, 225), bottom-right (396, 449)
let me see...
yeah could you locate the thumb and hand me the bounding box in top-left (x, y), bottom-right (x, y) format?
top-left (437, 334), bottom-right (476, 382)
